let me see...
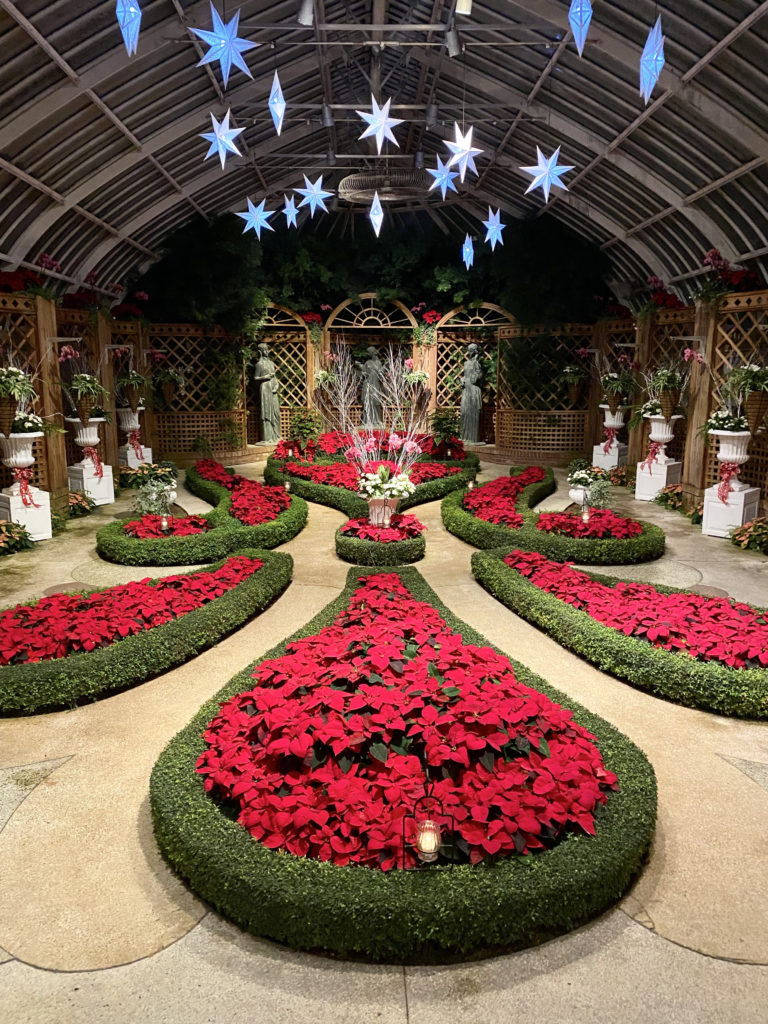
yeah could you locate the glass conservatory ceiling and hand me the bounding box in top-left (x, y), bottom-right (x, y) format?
top-left (1, 0), bottom-right (767, 295)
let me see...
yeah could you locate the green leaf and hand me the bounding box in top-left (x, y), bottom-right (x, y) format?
top-left (370, 742), bottom-right (389, 764)
top-left (538, 737), bottom-right (551, 758)
top-left (442, 685), bottom-right (460, 698)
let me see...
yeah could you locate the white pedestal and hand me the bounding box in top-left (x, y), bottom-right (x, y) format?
top-left (592, 442), bottom-right (628, 470)
top-left (119, 444), bottom-right (152, 469)
top-left (68, 462), bottom-right (114, 506)
top-left (0, 488), bottom-right (52, 541)
top-left (702, 483), bottom-right (760, 538)
top-left (634, 459), bottom-right (682, 501)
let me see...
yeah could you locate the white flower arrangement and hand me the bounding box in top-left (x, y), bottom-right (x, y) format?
top-left (704, 408), bottom-right (749, 433)
top-left (358, 465), bottom-right (416, 499)
top-left (11, 411), bottom-right (45, 434)
top-left (567, 467), bottom-right (601, 487)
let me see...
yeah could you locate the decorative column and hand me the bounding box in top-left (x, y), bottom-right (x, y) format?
top-left (682, 300), bottom-right (717, 507)
top-left (34, 296), bottom-right (68, 514)
top-left (585, 320), bottom-right (609, 453)
top-left (628, 314), bottom-right (652, 466)
top-left (414, 338), bottom-right (438, 414)
top-left (97, 311), bottom-right (120, 473)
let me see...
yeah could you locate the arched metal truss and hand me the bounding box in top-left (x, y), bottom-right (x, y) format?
top-left (1, 0), bottom-right (767, 298)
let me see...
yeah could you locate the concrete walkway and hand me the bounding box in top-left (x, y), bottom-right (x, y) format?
top-left (0, 465), bottom-right (767, 1023)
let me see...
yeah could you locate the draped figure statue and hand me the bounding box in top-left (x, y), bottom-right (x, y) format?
top-left (356, 345), bottom-right (384, 428)
top-left (252, 342), bottom-right (281, 443)
top-left (459, 343), bottom-right (484, 444)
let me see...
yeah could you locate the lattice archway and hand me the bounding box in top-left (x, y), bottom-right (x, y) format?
top-left (325, 293), bottom-right (417, 332)
top-left (436, 303), bottom-right (516, 330)
top-left (247, 304), bottom-right (310, 442)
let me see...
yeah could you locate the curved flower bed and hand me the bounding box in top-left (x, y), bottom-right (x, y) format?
top-left (152, 566), bottom-right (656, 961)
top-left (0, 549), bottom-right (293, 715)
top-left (335, 514), bottom-right (426, 565)
top-left (275, 431), bottom-right (470, 464)
top-left (472, 548), bottom-right (768, 718)
top-left (442, 467), bottom-right (665, 565)
top-left (97, 460), bottom-right (307, 566)
top-left (123, 514), bottom-right (210, 538)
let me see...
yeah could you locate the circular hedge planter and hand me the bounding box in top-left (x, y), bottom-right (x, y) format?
top-left (334, 527), bottom-right (425, 565)
top-left (151, 566), bottom-right (656, 963)
top-left (96, 467), bottom-right (308, 565)
top-left (442, 468), bottom-right (666, 565)
top-left (0, 549), bottom-right (293, 716)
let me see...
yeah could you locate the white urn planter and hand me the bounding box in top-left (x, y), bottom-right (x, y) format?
top-left (702, 430), bottom-right (759, 537)
top-left (0, 432), bottom-right (52, 541)
top-left (568, 485), bottom-right (589, 506)
top-left (635, 415), bottom-right (683, 502)
top-left (367, 497), bottom-right (399, 527)
top-left (65, 416), bottom-right (114, 506)
top-left (593, 404), bottom-right (628, 470)
top-left (116, 407), bottom-right (152, 468)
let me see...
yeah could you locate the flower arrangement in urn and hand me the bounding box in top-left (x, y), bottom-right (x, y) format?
top-left (0, 365), bottom-right (37, 436)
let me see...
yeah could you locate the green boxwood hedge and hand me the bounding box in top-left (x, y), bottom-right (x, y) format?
top-left (151, 565), bottom-right (656, 963)
top-left (95, 466), bottom-right (308, 565)
top-left (264, 457), bottom-right (475, 518)
top-left (442, 467), bottom-right (666, 565)
top-left (334, 528), bottom-right (426, 565)
top-left (0, 549), bottom-right (293, 716)
top-left (472, 549), bottom-right (768, 719)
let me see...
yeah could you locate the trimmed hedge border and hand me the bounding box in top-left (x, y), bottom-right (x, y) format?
top-left (151, 565), bottom-right (656, 963)
top-left (95, 466), bottom-right (308, 565)
top-left (472, 549), bottom-right (768, 719)
top-left (334, 528), bottom-right (426, 565)
top-left (264, 456), bottom-right (476, 518)
top-left (0, 548), bottom-right (293, 716)
top-left (442, 467), bottom-right (666, 565)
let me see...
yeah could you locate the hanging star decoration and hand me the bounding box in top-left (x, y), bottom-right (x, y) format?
top-left (482, 208), bottom-right (505, 251)
top-left (520, 146), bottom-right (574, 202)
top-left (427, 156), bottom-right (460, 200)
top-left (640, 16), bottom-right (665, 105)
top-left (369, 192), bottom-right (384, 237)
top-left (295, 174), bottom-right (333, 218)
top-left (444, 123), bottom-right (483, 182)
top-left (200, 108), bottom-right (245, 169)
top-left (355, 96), bottom-right (404, 154)
top-left (268, 70), bottom-right (286, 135)
top-left (189, 3), bottom-right (258, 88)
top-left (283, 194), bottom-right (299, 229)
top-left (116, 0), bottom-right (142, 57)
top-left (462, 235), bottom-right (474, 270)
top-left (568, 0), bottom-right (592, 58)
top-left (237, 198), bottom-right (275, 239)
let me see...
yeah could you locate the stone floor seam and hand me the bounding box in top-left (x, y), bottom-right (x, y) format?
top-left (618, 909), bottom-right (768, 967)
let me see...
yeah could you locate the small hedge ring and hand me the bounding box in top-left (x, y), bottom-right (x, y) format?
top-left (334, 528), bottom-right (426, 565)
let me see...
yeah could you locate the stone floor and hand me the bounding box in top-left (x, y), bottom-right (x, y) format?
top-left (0, 463), bottom-right (767, 1023)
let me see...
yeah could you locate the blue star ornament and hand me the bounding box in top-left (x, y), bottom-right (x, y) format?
top-left (444, 124), bottom-right (483, 182)
top-left (190, 3), bottom-right (258, 87)
top-left (116, 1), bottom-right (142, 57)
top-left (283, 194), bottom-right (299, 229)
top-left (369, 192), bottom-right (384, 237)
top-left (200, 108), bottom-right (245, 169)
top-left (482, 208), bottom-right (505, 251)
top-left (520, 146), bottom-right (574, 202)
top-left (640, 16), bottom-right (665, 104)
top-left (462, 235), bottom-right (474, 270)
top-left (295, 175), bottom-right (333, 218)
top-left (568, 0), bottom-right (592, 58)
top-left (427, 156), bottom-right (460, 200)
top-left (356, 96), bottom-right (404, 154)
top-left (269, 71), bottom-right (286, 135)
top-left (237, 198), bottom-right (275, 239)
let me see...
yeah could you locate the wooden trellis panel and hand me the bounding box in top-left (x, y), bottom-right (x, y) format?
top-left (436, 332), bottom-right (498, 409)
top-left (712, 291), bottom-right (768, 387)
top-left (0, 295), bottom-right (50, 492)
top-left (602, 318), bottom-right (637, 355)
top-left (155, 410), bottom-right (247, 461)
top-left (638, 308), bottom-right (697, 464)
top-left (56, 309), bottom-right (102, 466)
top-left (496, 323), bottom-right (594, 411)
top-left (147, 324), bottom-right (242, 413)
top-left (246, 329), bottom-right (308, 444)
top-left (496, 410), bottom-right (588, 459)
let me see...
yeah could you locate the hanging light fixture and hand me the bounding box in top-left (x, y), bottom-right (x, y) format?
top-left (414, 149), bottom-right (425, 169)
top-left (456, 0), bottom-right (473, 14)
top-left (297, 0), bottom-right (314, 27)
top-left (321, 102), bottom-right (335, 128)
top-left (446, 27), bottom-right (464, 58)
top-left (425, 102), bottom-right (439, 130)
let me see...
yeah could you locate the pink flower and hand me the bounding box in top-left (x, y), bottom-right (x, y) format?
top-left (58, 345), bottom-right (80, 363)
top-left (320, 303), bottom-right (332, 311)
top-left (684, 347), bottom-right (703, 364)
top-left (575, 347), bottom-right (591, 360)
top-left (403, 440), bottom-right (421, 455)
top-left (647, 275), bottom-right (665, 290)
top-left (135, 291), bottom-right (148, 302)
top-left (365, 437), bottom-right (378, 454)
top-left (387, 433), bottom-right (403, 451)
top-left (404, 358), bottom-right (414, 370)
top-left (344, 446), bottom-right (361, 463)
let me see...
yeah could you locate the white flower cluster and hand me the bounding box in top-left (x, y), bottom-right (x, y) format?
top-left (11, 411), bottom-right (45, 434)
top-left (358, 466), bottom-right (416, 499)
top-left (706, 409), bottom-right (749, 433)
top-left (0, 366), bottom-right (27, 380)
top-left (567, 468), bottom-right (600, 487)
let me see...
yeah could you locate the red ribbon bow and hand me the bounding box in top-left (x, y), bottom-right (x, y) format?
top-left (83, 445), bottom-right (104, 480)
top-left (643, 441), bottom-right (662, 474)
top-left (13, 467), bottom-right (41, 508)
top-left (602, 426), bottom-right (618, 454)
top-left (129, 429), bottom-right (144, 460)
top-left (717, 461), bottom-right (740, 504)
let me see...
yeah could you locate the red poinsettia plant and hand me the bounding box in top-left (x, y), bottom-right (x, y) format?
top-left (462, 467), bottom-right (547, 527)
top-left (123, 514), bottom-right (210, 539)
top-left (535, 509), bottom-right (643, 540)
top-left (505, 550), bottom-right (768, 669)
top-left (197, 573), bottom-right (618, 870)
top-left (194, 460), bottom-right (291, 526)
top-left (282, 460), bottom-right (459, 492)
top-left (340, 514), bottom-right (425, 543)
top-left (0, 556), bottom-right (263, 665)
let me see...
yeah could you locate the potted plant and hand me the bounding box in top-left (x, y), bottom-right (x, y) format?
top-left (116, 369), bottom-right (149, 414)
top-left (0, 367), bottom-right (36, 437)
top-left (68, 373), bottom-right (109, 427)
top-left (566, 463), bottom-right (601, 507)
top-left (649, 367), bottom-right (687, 421)
top-left (154, 366), bottom-right (185, 408)
top-left (560, 363), bottom-right (589, 407)
top-left (600, 368), bottom-right (636, 416)
top-left (357, 462), bottom-right (416, 526)
top-left (727, 364), bottom-right (768, 436)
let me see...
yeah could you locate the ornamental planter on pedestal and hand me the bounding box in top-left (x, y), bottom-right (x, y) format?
top-left (568, 485), bottom-right (589, 506)
top-left (593, 405), bottom-right (628, 470)
top-left (0, 432), bottom-right (52, 541)
top-left (702, 430), bottom-right (759, 538)
top-left (116, 407), bottom-right (152, 469)
top-left (367, 497), bottom-right (399, 527)
top-left (65, 417), bottom-right (114, 506)
top-left (635, 415), bottom-right (683, 501)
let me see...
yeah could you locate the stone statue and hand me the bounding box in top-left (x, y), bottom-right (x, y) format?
top-left (252, 342), bottom-right (281, 444)
top-left (459, 343), bottom-right (484, 444)
top-left (356, 345), bottom-right (384, 428)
